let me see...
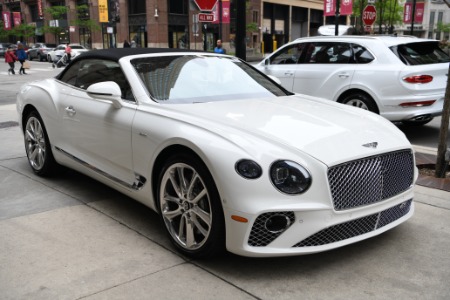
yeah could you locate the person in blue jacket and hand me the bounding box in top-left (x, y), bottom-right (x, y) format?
top-left (214, 39), bottom-right (225, 54)
top-left (16, 43), bottom-right (28, 75)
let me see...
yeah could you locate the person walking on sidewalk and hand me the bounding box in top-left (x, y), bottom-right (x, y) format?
top-left (65, 43), bottom-right (72, 63)
top-left (17, 43), bottom-right (28, 75)
top-left (5, 47), bottom-right (18, 75)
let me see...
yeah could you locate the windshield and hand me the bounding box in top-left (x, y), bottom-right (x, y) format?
top-left (131, 55), bottom-right (289, 103)
top-left (391, 42), bottom-right (450, 65)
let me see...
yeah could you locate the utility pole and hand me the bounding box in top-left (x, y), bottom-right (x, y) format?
top-left (235, 0), bottom-right (246, 60)
top-left (410, 0), bottom-right (417, 35)
top-left (334, 0), bottom-right (340, 36)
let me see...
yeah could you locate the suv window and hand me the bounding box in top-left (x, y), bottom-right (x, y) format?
top-left (352, 44), bottom-right (375, 63)
top-left (391, 42), bottom-right (450, 65)
top-left (269, 43), bottom-right (306, 65)
top-left (303, 42), bottom-right (354, 64)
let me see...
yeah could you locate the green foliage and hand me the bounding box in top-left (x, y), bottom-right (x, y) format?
top-left (246, 22), bottom-right (259, 33)
top-left (11, 24), bottom-right (36, 40)
top-left (0, 21), bottom-right (9, 40)
top-left (44, 6), bottom-right (68, 20)
top-left (437, 22), bottom-right (450, 33)
top-left (72, 5), bottom-right (101, 32)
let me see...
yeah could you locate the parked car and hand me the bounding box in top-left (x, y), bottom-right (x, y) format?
top-left (27, 43), bottom-right (56, 61)
top-left (17, 48), bottom-right (416, 258)
top-left (0, 42), bottom-right (12, 57)
top-left (256, 35), bottom-right (450, 126)
top-left (47, 44), bottom-right (89, 62)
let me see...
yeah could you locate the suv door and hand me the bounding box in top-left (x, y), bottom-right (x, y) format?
top-left (291, 42), bottom-right (355, 100)
top-left (262, 43), bottom-right (307, 91)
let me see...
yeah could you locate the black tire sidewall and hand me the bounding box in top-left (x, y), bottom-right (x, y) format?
top-left (342, 93), bottom-right (378, 114)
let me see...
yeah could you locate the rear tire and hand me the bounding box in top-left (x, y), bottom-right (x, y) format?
top-left (157, 153), bottom-right (225, 258)
top-left (341, 92), bottom-right (378, 114)
top-left (24, 111), bottom-right (58, 176)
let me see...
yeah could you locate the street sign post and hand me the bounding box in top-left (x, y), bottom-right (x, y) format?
top-left (362, 5), bottom-right (377, 27)
top-left (193, 0), bottom-right (218, 11)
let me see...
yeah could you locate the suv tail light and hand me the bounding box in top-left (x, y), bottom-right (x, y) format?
top-left (400, 100), bottom-right (435, 107)
top-left (403, 75), bottom-right (433, 84)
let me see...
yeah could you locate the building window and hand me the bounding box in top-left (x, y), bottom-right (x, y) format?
top-left (436, 11), bottom-right (444, 40)
top-left (253, 11), bottom-right (258, 23)
top-left (169, 0), bottom-right (188, 14)
top-left (428, 11), bottom-right (435, 39)
top-left (129, 0), bottom-right (146, 14)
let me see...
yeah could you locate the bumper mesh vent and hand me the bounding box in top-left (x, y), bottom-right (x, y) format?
top-left (248, 212), bottom-right (295, 247)
top-left (293, 200), bottom-right (412, 248)
top-left (328, 150), bottom-right (414, 211)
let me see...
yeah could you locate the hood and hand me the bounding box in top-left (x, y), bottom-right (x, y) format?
top-left (167, 95), bottom-right (411, 166)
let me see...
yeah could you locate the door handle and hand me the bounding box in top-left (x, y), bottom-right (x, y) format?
top-left (338, 73), bottom-right (350, 78)
top-left (65, 106), bottom-right (76, 116)
top-left (284, 71), bottom-right (294, 76)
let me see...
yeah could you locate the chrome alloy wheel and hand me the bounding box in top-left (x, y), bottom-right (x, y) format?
top-left (345, 99), bottom-right (369, 110)
top-left (159, 163), bottom-right (212, 251)
top-left (25, 116), bottom-right (47, 171)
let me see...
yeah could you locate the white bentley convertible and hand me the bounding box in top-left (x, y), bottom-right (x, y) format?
top-left (17, 49), bottom-right (417, 258)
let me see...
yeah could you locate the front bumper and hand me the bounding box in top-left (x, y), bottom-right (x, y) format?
top-left (224, 194), bottom-right (414, 257)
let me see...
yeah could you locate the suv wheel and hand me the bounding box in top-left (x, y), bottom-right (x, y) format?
top-left (341, 92), bottom-right (378, 114)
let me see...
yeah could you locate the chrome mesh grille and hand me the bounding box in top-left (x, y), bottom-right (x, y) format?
top-left (328, 150), bottom-right (414, 211)
top-left (293, 200), bottom-right (412, 248)
top-left (248, 212), bottom-right (295, 247)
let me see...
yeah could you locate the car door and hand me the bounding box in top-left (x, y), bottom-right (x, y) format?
top-left (292, 42), bottom-right (355, 101)
top-left (56, 59), bottom-right (138, 185)
top-left (261, 43), bottom-right (307, 91)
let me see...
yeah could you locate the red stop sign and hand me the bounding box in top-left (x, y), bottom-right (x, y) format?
top-left (362, 5), bottom-right (377, 26)
top-left (194, 0), bottom-right (218, 11)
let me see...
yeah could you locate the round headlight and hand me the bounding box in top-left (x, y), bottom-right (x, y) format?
top-left (235, 159), bottom-right (262, 179)
top-left (270, 160), bottom-right (311, 194)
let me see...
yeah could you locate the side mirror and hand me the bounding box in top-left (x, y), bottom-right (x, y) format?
top-left (264, 59), bottom-right (270, 66)
top-left (87, 81), bottom-right (123, 109)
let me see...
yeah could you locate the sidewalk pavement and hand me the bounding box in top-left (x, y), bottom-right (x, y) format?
top-left (1, 103), bottom-right (449, 299)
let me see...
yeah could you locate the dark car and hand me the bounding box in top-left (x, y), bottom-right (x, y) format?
top-left (0, 43), bottom-right (12, 57)
top-left (27, 43), bottom-right (56, 61)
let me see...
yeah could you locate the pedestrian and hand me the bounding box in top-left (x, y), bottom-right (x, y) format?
top-left (214, 39), bottom-right (225, 54)
top-left (130, 40), bottom-right (137, 48)
top-left (65, 43), bottom-right (72, 62)
top-left (123, 40), bottom-right (130, 48)
top-left (17, 43), bottom-right (28, 75)
top-left (5, 46), bottom-right (18, 75)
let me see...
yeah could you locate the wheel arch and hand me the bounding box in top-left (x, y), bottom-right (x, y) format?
top-left (151, 144), bottom-right (213, 209)
top-left (337, 88), bottom-right (380, 114)
top-left (21, 104), bottom-right (39, 132)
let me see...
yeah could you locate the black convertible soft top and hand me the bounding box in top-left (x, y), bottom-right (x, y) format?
top-left (74, 48), bottom-right (208, 63)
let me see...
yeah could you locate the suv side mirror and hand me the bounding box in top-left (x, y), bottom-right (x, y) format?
top-left (264, 59), bottom-right (270, 66)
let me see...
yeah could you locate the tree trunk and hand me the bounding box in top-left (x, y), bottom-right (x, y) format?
top-left (435, 63), bottom-right (450, 178)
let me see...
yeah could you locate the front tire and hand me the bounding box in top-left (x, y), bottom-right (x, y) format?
top-left (157, 153), bottom-right (225, 258)
top-left (341, 92), bottom-right (378, 114)
top-left (24, 111), bottom-right (57, 176)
